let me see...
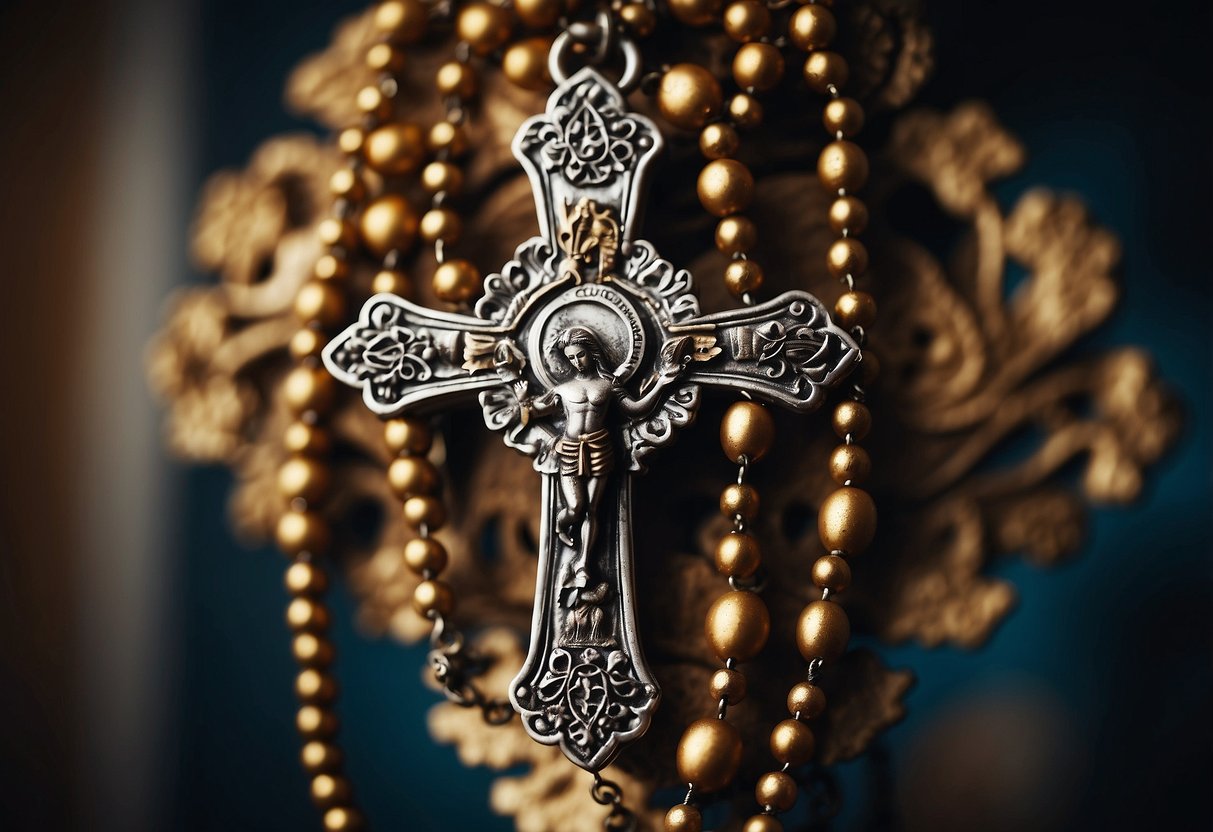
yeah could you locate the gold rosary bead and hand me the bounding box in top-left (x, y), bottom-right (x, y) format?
top-left (277, 510), bottom-right (332, 557)
top-left (290, 328), bottom-right (325, 362)
top-left (724, 259), bottom-right (765, 298)
top-left (436, 60), bottom-right (478, 98)
top-left (311, 773), bottom-right (352, 807)
top-left (828, 195), bottom-right (868, 234)
top-left (384, 417), bottom-right (432, 454)
top-left (787, 681), bottom-right (827, 719)
top-left (329, 168), bottom-right (364, 201)
top-left (355, 85), bottom-right (392, 120)
top-left (770, 718), bottom-right (815, 765)
top-left (314, 254), bottom-right (349, 282)
top-left (294, 632), bottom-right (335, 666)
top-left (503, 37), bottom-right (554, 91)
top-left (658, 64), bottom-right (723, 131)
top-left (828, 443), bottom-right (870, 485)
top-left (456, 2), bottom-right (513, 56)
top-left (295, 280), bottom-right (347, 328)
top-left (318, 217), bottom-right (358, 250)
top-left (620, 3), bottom-right (657, 37)
top-left (755, 771), bottom-right (797, 812)
top-left (364, 123), bottom-right (426, 175)
top-left (412, 578), bottom-right (455, 617)
top-left (795, 599), bottom-right (850, 662)
top-left (421, 161), bottom-right (464, 195)
top-left (720, 482), bottom-right (760, 521)
top-left (297, 705), bottom-right (339, 738)
top-left (715, 531), bottom-right (762, 578)
top-left (733, 42), bottom-right (785, 93)
top-left (818, 140), bottom-right (869, 193)
top-left (515, 0), bottom-right (563, 28)
top-left (323, 806), bottom-right (364, 832)
top-left (419, 207), bottom-right (463, 245)
top-left (811, 554), bottom-right (851, 591)
top-left (727, 93), bottom-right (763, 129)
top-left (297, 668), bottom-right (338, 702)
top-left (359, 194), bottom-right (419, 257)
top-left (824, 97), bottom-right (864, 137)
top-left (301, 740), bottom-right (343, 772)
top-left (285, 560), bottom-right (329, 595)
top-left (374, 0), bottom-right (427, 43)
top-left (720, 400), bottom-right (775, 463)
top-left (818, 486), bottom-right (876, 554)
top-left (284, 421), bottom-right (333, 457)
top-left (709, 667), bottom-right (747, 705)
top-left (788, 4), bottom-right (836, 51)
top-left (371, 268), bottom-right (412, 296)
top-left (387, 455), bottom-right (440, 498)
top-left (403, 537), bottom-right (449, 575)
top-left (698, 159), bottom-right (754, 217)
top-left (668, 0), bottom-right (723, 27)
top-left (723, 0), bottom-right (771, 42)
top-left (802, 51), bottom-right (848, 94)
top-left (832, 400), bottom-right (871, 440)
top-left (287, 597), bottom-right (332, 631)
top-left (279, 456), bottom-right (333, 504)
top-left (427, 121), bottom-right (469, 156)
top-left (676, 717), bottom-right (743, 792)
top-left (699, 122), bottom-right (739, 160)
top-left (283, 365), bottom-right (338, 416)
top-left (827, 238), bottom-right (869, 279)
top-left (715, 215), bottom-right (757, 255)
top-left (337, 127), bottom-right (364, 156)
top-left (432, 258), bottom-right (482, 303)
top-left (365, 42), bottom-right (405, 74)
top-left (742, 815), bottom-right (783, 832)
top-left (705, 589), bottom-right (770, 661)
top-left (664, 803), bottom-right (703, 832)
top-left (835, 290), bottom-right (876, 329)
top-left (402, 495), bottom-right (447, 531)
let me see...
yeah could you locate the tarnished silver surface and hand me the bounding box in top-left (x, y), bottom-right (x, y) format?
top-left (323, 63), bottom-right (858, 771)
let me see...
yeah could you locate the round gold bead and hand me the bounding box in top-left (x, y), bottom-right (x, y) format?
top-left (301, 741), bottom-right (343, 772)
top-left (384, 418), bottom-right (432, 455)
top-left (803, 51), bottom-right (849, 94)
top-left (860, 349), bottom-right (880, 385)
top-left (355, 85), bottom-right (391, 119)
top-left (365, 42), bottom-right (404, 74)
top-left (503, 37), bottom-right (553, 91)
top-left (403, 537), bottom-right (449, 575)
top-left (403, 495), bottom-right (447, 530)
top-left (283, 366), bottom-right (338, 416)
top-left (664, 803), bottom-right (703, 832)
top-left (413, 578), bottom-right (455, 617)
top-left (364, 123), bottom-right (426, 175)
top-left (294, 632), bottom-right (334, 666)
top-left (297, 705), bottom-right (339, 738)
top-left (788, 4), bottom-right (836, 51)
top-left (755, 771), bottom-right (797, 812)
top-left (359, 194), bottom-right (418, 257)
top-left (456, 2), bottom-right (513, 56)
top-left (285, 561), bottom-right (329, 595)
top-left (421, 161), bottom-right (464, 195)
top-left (294, 280), bottom-right (346, 327)
top-left (835, 290), bottom-right (876, 329)
top-left (337, 127), bottom-right (364, 156)
top-left (832, 401), bottom-right (871, 440)
top-left (310, 773), bottom-right (351, 806)
top-left (724, 259), bottom-right (764, 298)
top-left (715, 531), bottom-right (762, 578)
top-left (828, 196), bottom-right (868, 234)
top-left (827, 238), bottom-right (869, 279)
top-left (286, 597), bottom-right (331, 631)
top-left (620, 3), bottom-right (657, 37)
top-left (317, 217), bottom-right (357, 249)
top-left (824, 97), bottom-right (865, 137)
top-left (704, 589), bottom-right (770, 661)
top-left (387, 455), bottom-right (439, 498)
top-left (658, 64), bottom-right (723, 131)
top-left (723, 0), bottom-right (771, 42)
top-left (699, 123), bottom-right (739, 160)
top-left (284, 422), bottom-right (332, 457)
top-left (290, 328), bottom-right (325, 361)
top-left (733, 42), bottom-right (785, 93)
top-left (515, 0), bottom-right (563, 27)
top-left (787, 681), bottom-right (827, 719)
top-left (818, 141), bottom-right (868, 193)
top-left (314, 254), bottom-right (349, 282)
top-left (277, 510), bottom-right (331, 555)
top-left (676, 717), bottom-right (742, 792)
top-left (720, 482), bottom-right (760, 521)
top-left (698, 159), bottom-right (754, 217)
top-left (278, 457), bottom-right (332, 504)
top-left (427, 121), bottom-right (468, 156)
top-left (727, 93), bottom-right (763, 129)
top-left (432, 258), bottom-right (482, 303)
top-left (770, 718), bottom-right (815, 765)
top-left (828, 443), bottom-right (871, 485)
top-left (818, 486), bottom-right (877, 554)
top-left (796, 599), bottom-right (850, 662)
top-left (742, 815), bottom-right (782, 832)
top-left (715, 215), bottom-right (757, 255)
top-left (323, 807), bottom-right (364, 832)
top-left (371, 268), bottom-right (412, 296)
top-left (436, 60), bottom-right (478, 98)
top-left (375, 0), bottom-right (427, 42)
top-left (709, 667), bottom-right (747, 705)
top-left (419, 207), bottom-right (462, 244)
top-left (811, 554), bottom-right (851, 591)
top-left (668, 0), bottom-right (723, 27)
top-left (720, 400), bottom-right (775, 463)
top-left (329, 168), bottom-right (363, 200)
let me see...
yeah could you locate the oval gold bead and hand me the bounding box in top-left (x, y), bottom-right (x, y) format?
top-left (755, 770), bottom-right (797, 812)
top-left (301, 740), bottom-right (343, 772)
top-left (294, 279), bottom-right (345, 327)
top-left (384, 418), bottom-right (432, 455)
top-left (828, 443), bottom-right (871, 485)
top-left (387, 455), bottom-right (439, 498)
top-left (283, 366), bottom-right (338, 416)
top-left (297, 705), bottom-right (339, 738)
top-left (421, 161), bottom-right (464, 195)
top-left (720, 482), bottom-right (760, 521)
top-left (359, 194), bottom-right (418, 256)
top-left (371, 268), bottom-right (411, 296)
top-left (364, 123), bottom-right (426, 176)
top-left (284, 422), bottom-right (332, 457)
top-left (770, 718), bottom-right (815, 765)
top-left (818, 486), bottom-right (877, 554)
top-left (432, 259), bottom-right (482, 303)
top-left (720, 400), bottom-right (775, 463)
top-left (289, 328), bottom-right (325, 362)
top-left (286, 597), bottom-right (331, 631)
top-left (675, 717), bottom-right (742, 792)
top-left (818, 141), bottom-right (869, 193)
top-left (402, 495), bottom-right (447, 531)
top-left (832, 401), bottom-right (871, 440)
top-left (403, 537), bottom-right (449, 575)
top-left (276, 510), bottom-right (331, 556)
top-left (827, 238), bottom-right (869, 279)
top-left (455, 2), bottom-right (513, 56)
top-left (732, 42), bottom-right (785, 92)
top-left (419, 207), bottom-right (463, 245)
top-left (795, 599), bottom-right (850, 662)
top-left (834, 290), bottom-right (877, 329)
top-left (278, 457), bottom-right (332, 504)
top-left (310, 772), bottom-right (350, 805)
top-left (293, 632), bottom-right (334, 666)
top-left (502, 37), bottom-right (553, 91)
top-left (285, 561), bottom-right (329, 595)
top-left (704, 590), bottom-right (770, 661)
top-left (412, 579), bottom-right (455, 617)
top-left (824, 96), bottom-right (865, 137)
top-left (436, 60), bottom-right (478, 98)
top-left (715, 531), bottom-right (762, 578)
top-left (828, 196), bottom-right (868, 234)
top-left (724, 259), bottom-right (764, 298)
top-left (698, 159), bottom-right (754, 217)
top-left (715, 216), bottom-right (757, 254)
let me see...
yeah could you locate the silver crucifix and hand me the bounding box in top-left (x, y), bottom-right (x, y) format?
top-left (323, 38), bottom-right (859, 772)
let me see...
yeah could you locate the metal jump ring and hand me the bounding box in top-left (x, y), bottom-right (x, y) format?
top-left (549, 32), bottom-right (643, 94)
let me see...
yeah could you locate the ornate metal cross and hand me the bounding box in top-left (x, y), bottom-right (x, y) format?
top-left (324, 61), bottom-right (858, 772)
